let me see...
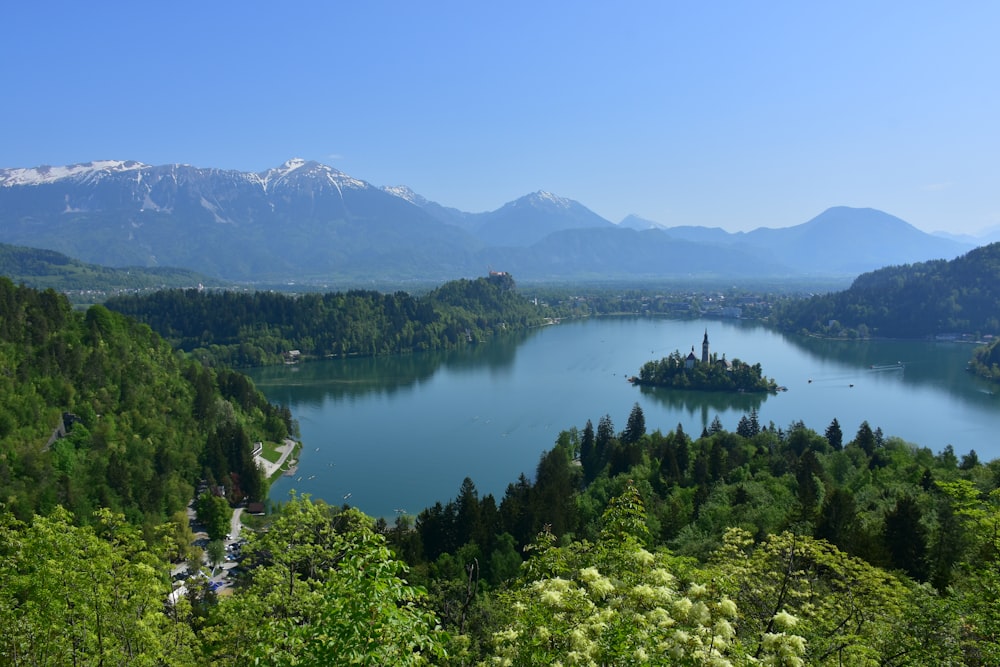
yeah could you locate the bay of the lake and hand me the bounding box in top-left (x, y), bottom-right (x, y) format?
top-left (248, 318), bottom-right (1000, 519)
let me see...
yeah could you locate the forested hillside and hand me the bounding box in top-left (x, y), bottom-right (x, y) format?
top-left (106, 272), bottom-right (546, 367)
top-left (0, 278), bottom-right (290, 525)
top-left (772, 242), bottom-right (1000, 339)
top-left (0, 242), bottom-right (211, 300)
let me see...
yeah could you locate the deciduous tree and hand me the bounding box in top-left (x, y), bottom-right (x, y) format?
top-left (204, 495), bottom-right (444, 665)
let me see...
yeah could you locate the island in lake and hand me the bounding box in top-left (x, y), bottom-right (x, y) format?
top-left (630, 330), bottom-right (781, 393)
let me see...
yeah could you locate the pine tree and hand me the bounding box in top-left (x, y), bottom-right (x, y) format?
top-left (854, 420), bottom-right (876, 457)
top-left (621, 402), bottom-right (646, 445)
top-left (455, 477), bottom-right (481, 547)
top-left (883, 495), bottom-right (929, 581)
top-left (816, 487), bottom-right (858, 551)
top-left (594, 414), bottom-right (616, 474)
top-left (709, 415), bottom-right (724, 434)
top-left (580, 419), bottom-right (598, 483)
top-left (824, 417), bottom-right (843, 451)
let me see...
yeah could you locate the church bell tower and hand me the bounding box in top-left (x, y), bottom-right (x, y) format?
top-left (702, 329), bottom-right (709, 364)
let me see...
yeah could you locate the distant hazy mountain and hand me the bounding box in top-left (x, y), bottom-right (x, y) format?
top-left (656, 225), bottom-right (738, 246)
top-left (656, 207), bottom-right (972, 276)
top-left (740, 207), bottom-right (971, 275)
top-left (399, 190), bottom-right (617, 247)
top-left (476, 227), bottom-right (794, 280)
top-left (0, 160), bottom-right (976, 283)
top-left (0, 242), bottom-right (212, 294)
top-left (933, 226), bottom-right (1000, 247)
top-left (617, 214), bottom-right (668, 231)
top-left (471, 191), bottom-right (616, 247)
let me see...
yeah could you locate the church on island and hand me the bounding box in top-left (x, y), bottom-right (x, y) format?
top-left (684, 330), bottom-right (732, 371)
top-left (632, 329), bottom-right (776, 393)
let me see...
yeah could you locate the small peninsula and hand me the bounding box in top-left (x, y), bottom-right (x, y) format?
top-left (630, 330), bottom-right (780, 393)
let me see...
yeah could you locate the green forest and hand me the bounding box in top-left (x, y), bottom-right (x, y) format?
top-left (0, 277), bottom-right (290, 526)
top-left (3, 275), bottom-right (1000, 665)
top-left (105, 272), bottom-right (547, 367)
top-left (772, 242), bottom-right (1000, 340)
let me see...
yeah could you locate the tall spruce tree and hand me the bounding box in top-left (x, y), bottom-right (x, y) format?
top-left (825, 417), bottom-right (843, 451)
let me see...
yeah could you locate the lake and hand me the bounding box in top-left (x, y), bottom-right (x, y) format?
top-left (248, 318), bottom-right (1000, 518)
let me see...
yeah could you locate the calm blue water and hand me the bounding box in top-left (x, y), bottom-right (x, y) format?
top-left (248, 318), bottom-right (1000, 518)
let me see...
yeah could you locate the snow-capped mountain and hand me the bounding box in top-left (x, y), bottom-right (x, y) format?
top-left (466, 191), bottom-right (616, 247)
top-left (0, 159), bottom-right (482, 280)
top-left (0, 160), bottom-right (150, 187)
top-left (0, 158), bottom-right (369, 207)
top-left (0, 159), bottom-right (975, 283)
top-left (381, 184), bottom-right (426, 206)
top-left (617, 214), bottom-right (669, 231)
top-left (379, 186), bottom-right (617, 246)
top-left (252, 158), bottom-right (368, 194)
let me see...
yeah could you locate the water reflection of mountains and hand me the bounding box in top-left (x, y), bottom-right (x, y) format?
top-left (780, 333), bottom-right (998, 403)
top-left (248, 329), bottom-right (535, 407)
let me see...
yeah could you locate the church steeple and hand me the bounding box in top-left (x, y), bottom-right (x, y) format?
top-left (702, 329), bottom-right (709, 364)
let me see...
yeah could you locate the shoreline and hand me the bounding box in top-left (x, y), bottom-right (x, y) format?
top-left (255, 438), bottom-right (300, 482)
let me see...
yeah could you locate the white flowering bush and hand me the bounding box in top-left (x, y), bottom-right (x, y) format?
top-left (708, 527), bottom-right (962, 666)
top-left (482, 484), bottom-right (807, 666)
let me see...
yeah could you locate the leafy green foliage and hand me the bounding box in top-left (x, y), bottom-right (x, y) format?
top-left (203, 495), bottom-right (446, 665)
top-left (196, 492), bottom-right (233, 542)
top-left (710, 528), bottom-right (961, 665)
top-left (0, 507), bottom-right (199, 666)
top-left (486, 485), bottom-right (807, 665)
top-left (970, 337), bottom-right (1000, 381)
top-left (935, 479), bottom-right (1000, 663)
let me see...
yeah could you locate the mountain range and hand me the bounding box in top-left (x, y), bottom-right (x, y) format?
top-left (0, 158), bottom-right (979, 284)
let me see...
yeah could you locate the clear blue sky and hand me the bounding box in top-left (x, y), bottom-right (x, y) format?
top-left (2, 1), bottom-right (998, 235)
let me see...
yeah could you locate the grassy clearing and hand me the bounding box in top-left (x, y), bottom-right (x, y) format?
top-left (259, 440), bottom-right (283, 464)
